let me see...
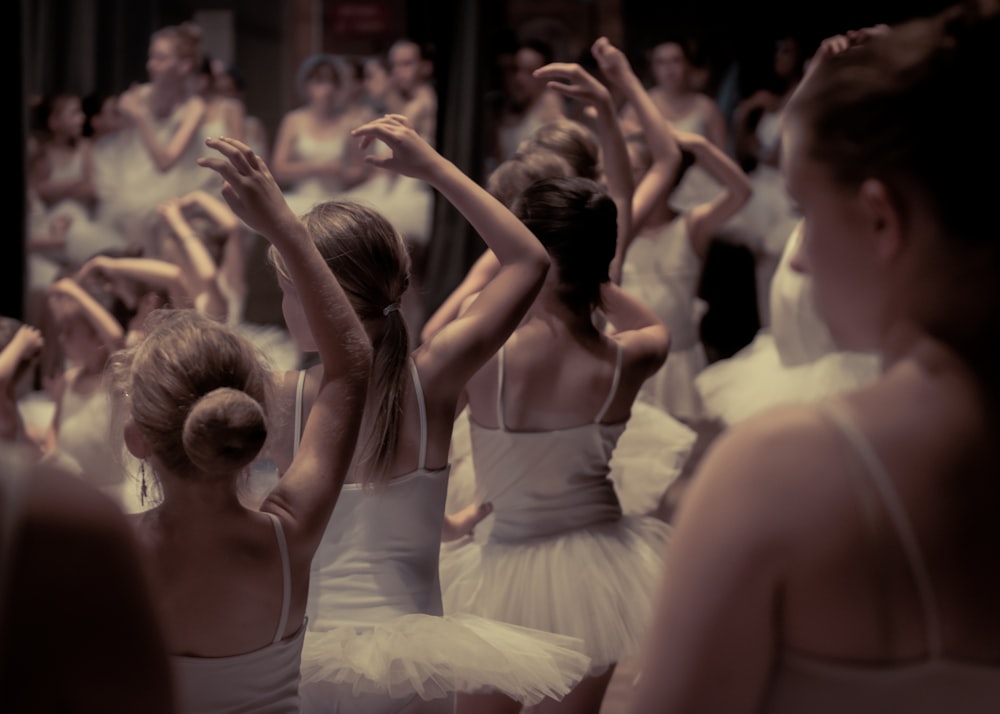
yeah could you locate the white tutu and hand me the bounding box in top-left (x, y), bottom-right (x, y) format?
top-left (342, 173), bottom-right (435, 247)
top-left (299, 613), bottom-right (591, 707)
top-left (637, 343), bottom-right (709, 424)
top-left (440, 516), bottom-right (669, 672)
top-left (696, 331), bottom-right (881, 426)
top-left (608, 401), bottom-right (696, 515)
top-left (446, 404), bottom-right (694, 519)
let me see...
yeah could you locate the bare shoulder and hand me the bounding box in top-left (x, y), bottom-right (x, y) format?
top-left (678, 403), bottom-right (857, 549)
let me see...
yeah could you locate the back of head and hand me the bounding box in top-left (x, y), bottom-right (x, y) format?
top-left (786, 0), bottom-right (1000, 385)
top-left (112, 309), bottom-right (269, 477)
top-left (513, 176), bottom-right (617, 313)
top-left (524, 119), bottom-right (600, 180)
top-left (488, 148), bottom-right (574, 208)
top-left (274, 200), bottom-right (410, 486)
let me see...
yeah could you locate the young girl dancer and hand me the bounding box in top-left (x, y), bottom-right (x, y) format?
top-left (441, 171), bottom-right (673, 714)
top-left (113, 135), bottom-right (372, 713)
top-left (259, 115), bottom-right (588, 713)
top-left (272, 54), bottom-right (372, 218)
top-left (103, 22), bottom-right (208, 249)
top-left (619, 127), bottom-right (751, 423)
top-left (629, 10), bottom-right (1000, 711)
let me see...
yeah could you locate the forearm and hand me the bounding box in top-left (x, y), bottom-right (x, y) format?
top-left (428, 161), bottom-right (547, 270)
top-left (270, 224), bottom-right (372, 382)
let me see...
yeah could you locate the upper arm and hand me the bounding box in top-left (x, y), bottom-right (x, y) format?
top-left (705, 99), bottom-right (728, 150)
top-left (629, 413), bottom-right (815, 713)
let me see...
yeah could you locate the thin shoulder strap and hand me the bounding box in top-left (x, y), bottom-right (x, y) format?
top-left (264, 512), bottom-right (292, 644)
top-left (292, 369), bottom-right (306, 458)
top-left (495, 345), bottom-right (507, 432)
top-left (408, 359), bottom-right (428, 471)
top-left (819, 400), bottom-right (943, 657)
top-left (594, 342), bottom-right (624, 424)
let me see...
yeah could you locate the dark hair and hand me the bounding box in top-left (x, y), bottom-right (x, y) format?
top-left (513, 176), bottom-right (617, 312)
top-left (787, 0), bottom-right (1000, 387)
top-left (787, 2), bottom-right (996, 247)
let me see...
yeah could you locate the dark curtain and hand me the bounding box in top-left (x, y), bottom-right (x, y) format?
top-left (419, 0), bottom-right (499, 320)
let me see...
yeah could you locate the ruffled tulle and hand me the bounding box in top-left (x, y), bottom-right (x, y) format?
top-left (696, 332), bottom-right (881, 426)
top-left (636, 344), bottom-right (709, 424)
top-left (298, 613), bottom-right (591, 707)
top-left (440, 516), bottom-right (669, 672)
top-left (608, 402), bottom-right (696, 515)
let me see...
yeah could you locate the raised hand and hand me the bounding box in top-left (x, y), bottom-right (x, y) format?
top-left (350, 114), bottom-right (440, 181)
top-left (532, 61), bottom-right (612, 109)
top-left (590, 36), bottom-right (632, 87)
top-left (8, 325), bottom-right (44, 361)
top-left (197, 137), bottom-right (301, 242)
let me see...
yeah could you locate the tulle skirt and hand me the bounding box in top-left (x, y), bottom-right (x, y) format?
top-left (696, 331), bottom-right (881, 426)
top-left (440, 515), bottom-right (669, 673)
top-left (637, 344), bottom-right (709, 424)
top-left (298, 613), bottom-right (591, 711)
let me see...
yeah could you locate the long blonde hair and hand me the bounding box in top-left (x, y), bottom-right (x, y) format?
top-left (271, 200), bottom-right (410, 487)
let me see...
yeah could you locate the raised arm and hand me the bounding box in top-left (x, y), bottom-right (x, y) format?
top-left (118, 88), bottom-right (206, 172)
top-left (157, 199), bottom-right (227, 321)
top-left (78, 255), bottom-right (186, 307)
top-left (0, 326), bottom-right (43, 388)
top-left (48, 277), bottom-right (124, 354)
top-left (420, 249), bottom-right (501, 343)
top-left (198, 137), bottom-right (372, 548)
top-left (678, 130), bottom-right (752, 259)
top-left (600, 281), bottom-right (670, 380)
top-left (352, 114), bottom-right (549, 402)
top-left (534, 59), bottom-right (634, 283)
top-left (592, 36), bottom-right (681, 237)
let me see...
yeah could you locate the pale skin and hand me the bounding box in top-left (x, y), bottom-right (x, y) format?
top-left (262, 113), bottom-right (549, 569)
top-left (0, 326), bottom-right (44, 444)
top-left (629, 128), bottom-right (752, 261)
top-left (626, 32), bottom-right (1000, 713)
top-left (420, 37), bottom-right (672, 343)
top-left (123, 136), bottom-right (372, 658)
top-left (619, 41), bottom-right (727, 149)
top-left (118, 35), bottom-right (206, 173)
top-left (270, 65), bottom-right (372, 191)
top-left (455, 257), bottom-right (671, 714)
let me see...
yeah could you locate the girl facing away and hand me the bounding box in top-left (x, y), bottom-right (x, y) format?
top-left (111, 135), bottom-right (372, 713)
top-left (259, 114), bottom-right (589, 713)
top-left (628, 6), bottom-right (1000, 712)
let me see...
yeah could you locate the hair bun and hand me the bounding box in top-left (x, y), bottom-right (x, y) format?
top-left (182, 387), bottom-right (266, 474)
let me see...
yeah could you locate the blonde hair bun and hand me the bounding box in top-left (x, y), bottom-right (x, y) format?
top-left (182, 387), bottom-right (266, 474)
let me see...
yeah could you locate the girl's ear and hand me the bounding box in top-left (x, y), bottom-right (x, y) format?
top-left (858, 178), bottom-right (903, 265)
top-left (123, 418), bottom-right (152, 459)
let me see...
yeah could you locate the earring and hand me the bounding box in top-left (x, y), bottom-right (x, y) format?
top-left (140, 461), bottom-right (148, 507)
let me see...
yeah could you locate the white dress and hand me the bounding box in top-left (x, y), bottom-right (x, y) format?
top-left (283, 131), bottom-right (351, 219)
top-left (620, 216), bottom-right (708, 422)
top-left (97, 96), bottom-right (209, 250)
top-left (696, 223), bottom-right (880, 426)
top-left (53, 371), bottom-right (131, 508)
top-left (41, 149), bottom-right (125, 267)
top-left (172, 513), bottom-right (307, 714)
top-left (295, 365), bottom-right (591, 713)
top-left (439, 344), bottom-right (670, 673)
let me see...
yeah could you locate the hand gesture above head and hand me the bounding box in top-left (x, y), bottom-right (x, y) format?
top-left (590, 36), bottom-right (632, 87)
top-left (350, 114), bottom-right (441, 181)
top-left (198, 137), bottom-right (301, 242)
top-left (532, 62), bottom-right (612, 109)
